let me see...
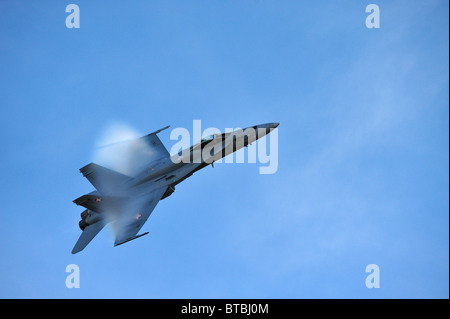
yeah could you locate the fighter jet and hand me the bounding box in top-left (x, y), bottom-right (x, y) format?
top-left (72, 122), bottom-right (279, 254)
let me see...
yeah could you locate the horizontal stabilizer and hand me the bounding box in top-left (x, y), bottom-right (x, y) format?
top-left (80, 163), bottom-right (132, 194)
top-left (73, 194), bottom-right (126, 212)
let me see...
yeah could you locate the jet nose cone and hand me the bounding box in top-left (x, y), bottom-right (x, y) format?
top-left (273, 122), bottom-right (280, 128)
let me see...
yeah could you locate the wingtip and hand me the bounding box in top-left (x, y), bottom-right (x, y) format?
top-left (114, 232), bottom-right (150, 247)
top-left (148, 125), bottom-right (170, 135)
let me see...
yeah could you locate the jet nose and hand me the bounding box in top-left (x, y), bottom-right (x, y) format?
top-left (243, 122), bottom-right (279, 135)
top-left (257, 122), bottom-right (279, 130)
top-left (264, 122), bottom-right (279, 130)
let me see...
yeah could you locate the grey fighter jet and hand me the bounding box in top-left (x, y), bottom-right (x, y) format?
top-left (72, 122), bottom-right (279, 254)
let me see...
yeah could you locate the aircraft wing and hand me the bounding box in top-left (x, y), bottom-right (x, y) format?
top-left (140, 126), bottom-right (171, 164)
top-left (112, 186), bottom-right (167, 247)
top-left (128, 126), bottom-right (172, 172)
top-left (92, 126), bottom-right (172, 179)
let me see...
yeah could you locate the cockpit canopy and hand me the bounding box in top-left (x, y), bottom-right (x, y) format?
top-left (200, 135), bottom-right (215, 143)
top-left (177, 135), bottom-right (216, 156)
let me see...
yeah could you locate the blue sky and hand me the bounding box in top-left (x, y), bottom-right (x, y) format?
top-left (0, 1), bottom-right (448, 298)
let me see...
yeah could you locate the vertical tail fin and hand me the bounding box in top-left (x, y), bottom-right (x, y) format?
top-left (72, 222), bottom-right (105, 254)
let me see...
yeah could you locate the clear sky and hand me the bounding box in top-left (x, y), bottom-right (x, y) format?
top-left (0, 1), bottom-right (448, 298)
